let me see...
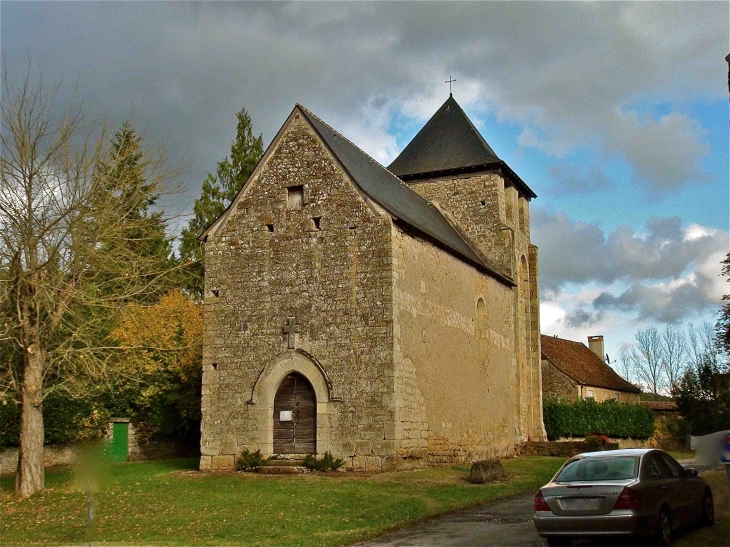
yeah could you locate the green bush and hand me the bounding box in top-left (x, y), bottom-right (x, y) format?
top-left (0, 394), bottom-right (108, 448)
top-left (543, 398), bottom-right (655, 440)
top-left (303, 452), bottom-right (343, 472)
top-left (237, 449), bottom-right (271, 471)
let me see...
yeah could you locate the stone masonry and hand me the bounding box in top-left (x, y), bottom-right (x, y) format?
top-left (200, 102), bottom-right (545, 472)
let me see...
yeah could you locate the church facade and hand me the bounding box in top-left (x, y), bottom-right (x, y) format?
top-left (199, 96), bottom-right (545, 472)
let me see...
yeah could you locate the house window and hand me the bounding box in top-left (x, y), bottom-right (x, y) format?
top-left (587, 389), bottom-right (595, 399)
top-left (614, 393), bottom-right (620, 402)
top-left (287, 185), bottom-right (304, 209)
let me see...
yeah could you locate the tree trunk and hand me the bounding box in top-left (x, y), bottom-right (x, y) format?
top-left (16, 345), bottom-right (45, 497)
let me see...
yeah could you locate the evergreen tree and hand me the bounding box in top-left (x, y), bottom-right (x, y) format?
top-left (93, 122), bottom-right (176, 303)
top-left (179, 108), bottom-right (263, 297)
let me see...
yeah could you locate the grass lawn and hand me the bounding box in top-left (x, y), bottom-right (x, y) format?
top-left (1, 456), bottom-right (564, 546)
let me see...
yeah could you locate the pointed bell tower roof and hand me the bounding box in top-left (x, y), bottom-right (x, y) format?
top-left (388, 95), bottom-right (536, 198)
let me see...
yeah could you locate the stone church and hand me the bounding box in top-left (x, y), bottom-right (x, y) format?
top-left (199, 94), bottom-right (545, 471)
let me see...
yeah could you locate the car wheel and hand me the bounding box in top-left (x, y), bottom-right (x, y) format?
top-left (545, 538), bottom-right (571, 547)
top-left (655, 508), bottom-right (672, 547)
top-left (700, 489), bottom-right (714, 526)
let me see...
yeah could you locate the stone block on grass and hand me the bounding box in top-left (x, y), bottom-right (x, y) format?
top-left (469, 459), bottom-right (505, 484)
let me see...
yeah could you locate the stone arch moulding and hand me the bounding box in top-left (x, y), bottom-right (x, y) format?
top-left (247, 349), bottom-right (339, 457)
top-left (248, 349), bottom-right (340, 406)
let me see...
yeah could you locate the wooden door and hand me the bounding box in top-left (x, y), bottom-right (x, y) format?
top-left (273, 373), bottom-right (316, 454)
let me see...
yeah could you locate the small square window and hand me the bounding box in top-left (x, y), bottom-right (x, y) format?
top-left (287, 185), bottom-right (304, 209)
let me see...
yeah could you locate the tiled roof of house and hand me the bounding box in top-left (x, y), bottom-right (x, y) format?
top-left (387, 95), bottom-right (536, 198)
top-left (640, 401), bottom-right (679, 412)
top-left (541, 335), bottom-right (641, 394)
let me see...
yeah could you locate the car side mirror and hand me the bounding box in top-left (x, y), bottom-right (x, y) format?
top-left (685, 468), bottom-right (698, 478)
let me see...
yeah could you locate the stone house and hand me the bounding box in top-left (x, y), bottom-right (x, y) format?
top-left (199, 95), bottom-right (546, 472)
top-left (541, 335), bottom-right (641, 403)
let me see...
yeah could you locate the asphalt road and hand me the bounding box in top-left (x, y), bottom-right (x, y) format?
top-left (356, 492), bottom-right (634, 547)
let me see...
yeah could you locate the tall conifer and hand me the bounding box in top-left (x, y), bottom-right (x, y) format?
top-left (180, 108), bottom-right (263, 297)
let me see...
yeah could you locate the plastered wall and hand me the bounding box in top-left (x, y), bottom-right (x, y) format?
top-left (392, 224), bottom-right (521, 465)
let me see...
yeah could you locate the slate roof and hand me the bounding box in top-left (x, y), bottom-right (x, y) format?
top-left (297, 106), bottom-right (514, 286)
top-left (388, 95), bottom-right (536, 199)
top-left (541, 335), bottom-right (641, 394)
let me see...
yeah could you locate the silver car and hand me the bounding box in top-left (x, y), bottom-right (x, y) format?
top-left (533, 448), bottom-right (714, 547)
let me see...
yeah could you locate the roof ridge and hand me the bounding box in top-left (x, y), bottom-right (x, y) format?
top-left (296, 103), bottom-right (428, 200)
top-left (296, 103), bottom-right (515, 286)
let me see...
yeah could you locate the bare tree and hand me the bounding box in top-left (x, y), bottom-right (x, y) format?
top-left (617, 343), bottom-right (635, 383)
top-left (660, 325), bottom-right (687, 393)
top-left (0, 64), bottom-right (179, 497)
top-left (687, 322), bottom-right (719, 371)
top-left (632, 326), bottom-right (665, 396)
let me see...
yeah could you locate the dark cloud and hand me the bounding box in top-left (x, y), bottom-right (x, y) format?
top-left (2, 1), bottom-right (725, 211)
top-left (549, 165), bottom-right (611, 195)
top-left (593, 280), bottom-right (717, 324)
top-left (532, 209), bottom-right (726, 293)
top-left (565, 307), bottom-right (605, 328)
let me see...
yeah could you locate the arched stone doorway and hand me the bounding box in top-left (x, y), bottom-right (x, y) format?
top-left (273, 372), bottom-right (316, 454)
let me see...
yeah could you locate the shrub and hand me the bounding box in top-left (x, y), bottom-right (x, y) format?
top-left (236, 449), bottom-right (271, 471)
top-left (584, 434), bottom-right (610, 451)
top-left (303, 452), bottom-right (343, 472)
top-left (543, 397), bottom-right (654, 440)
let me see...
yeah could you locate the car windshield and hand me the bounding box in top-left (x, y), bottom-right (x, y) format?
top-left (555, 456), bottom-right (640, 482)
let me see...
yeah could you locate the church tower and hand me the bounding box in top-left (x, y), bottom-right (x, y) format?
top-left (388, 95), bottom-right (544, 441)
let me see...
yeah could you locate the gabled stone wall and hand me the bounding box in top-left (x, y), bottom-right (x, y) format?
top-left (200, 114), bottom-right (396, 471)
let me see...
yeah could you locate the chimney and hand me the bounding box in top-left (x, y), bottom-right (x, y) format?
top-left (588, 335), bottom-right (605, 362)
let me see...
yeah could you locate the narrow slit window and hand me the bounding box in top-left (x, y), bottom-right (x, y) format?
top-left (287, 185), bottom-right (304, 209)
top-left (312, 217), bottom-right (321, 230)
top-left (266, 224), bottom-right (274, 232)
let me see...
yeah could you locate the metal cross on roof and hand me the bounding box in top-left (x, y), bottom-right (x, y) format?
top-left (445, 75), bottom-right (456, 95)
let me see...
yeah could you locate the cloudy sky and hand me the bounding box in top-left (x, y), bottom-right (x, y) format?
top-left (3, 1), bottom-right (728, 363)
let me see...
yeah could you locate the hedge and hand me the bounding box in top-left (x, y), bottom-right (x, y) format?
top-left (543, 397), bottom-right (655, 440)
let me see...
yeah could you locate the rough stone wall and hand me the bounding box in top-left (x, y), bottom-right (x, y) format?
top-left (541, 359), bottom-right (579, 401)
top-left (392, 224), bottom-right (520, 466)
top-left (0, 445), bottom-right (77, 474)
top-left (200, 113), bottom-right (395, 471)
top-left (407, 173), bottom-right (512, 277)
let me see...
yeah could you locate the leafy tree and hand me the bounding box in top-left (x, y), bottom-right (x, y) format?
top-left (0, 66), bottom-right (179, 496)
top-left (673, 355), bottom-right (729, 436)
top-left (179, 108), bottom-right (263, 297)
top-left (110, 290), bottom-right (203, 444)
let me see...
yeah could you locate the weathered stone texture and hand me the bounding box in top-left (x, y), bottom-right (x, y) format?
top-left (469, 459), bottom-right (506, 483)
top-left (201, 115), bottom-right (395, 470)
top-left (200, 107), bottom-right (546, 473)
top-left (541, 359), bottom-right (579, 402)
top-left (407, 173), bottom-right (512, 277)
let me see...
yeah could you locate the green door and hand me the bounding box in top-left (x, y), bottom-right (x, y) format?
top-left (111, 422), bottom-right (129, 462)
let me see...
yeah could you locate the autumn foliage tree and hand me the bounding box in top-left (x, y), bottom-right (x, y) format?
top-left (110, 290), bottom-right (202, 444)
top-left (0, 65), bottom-right (179, 496)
